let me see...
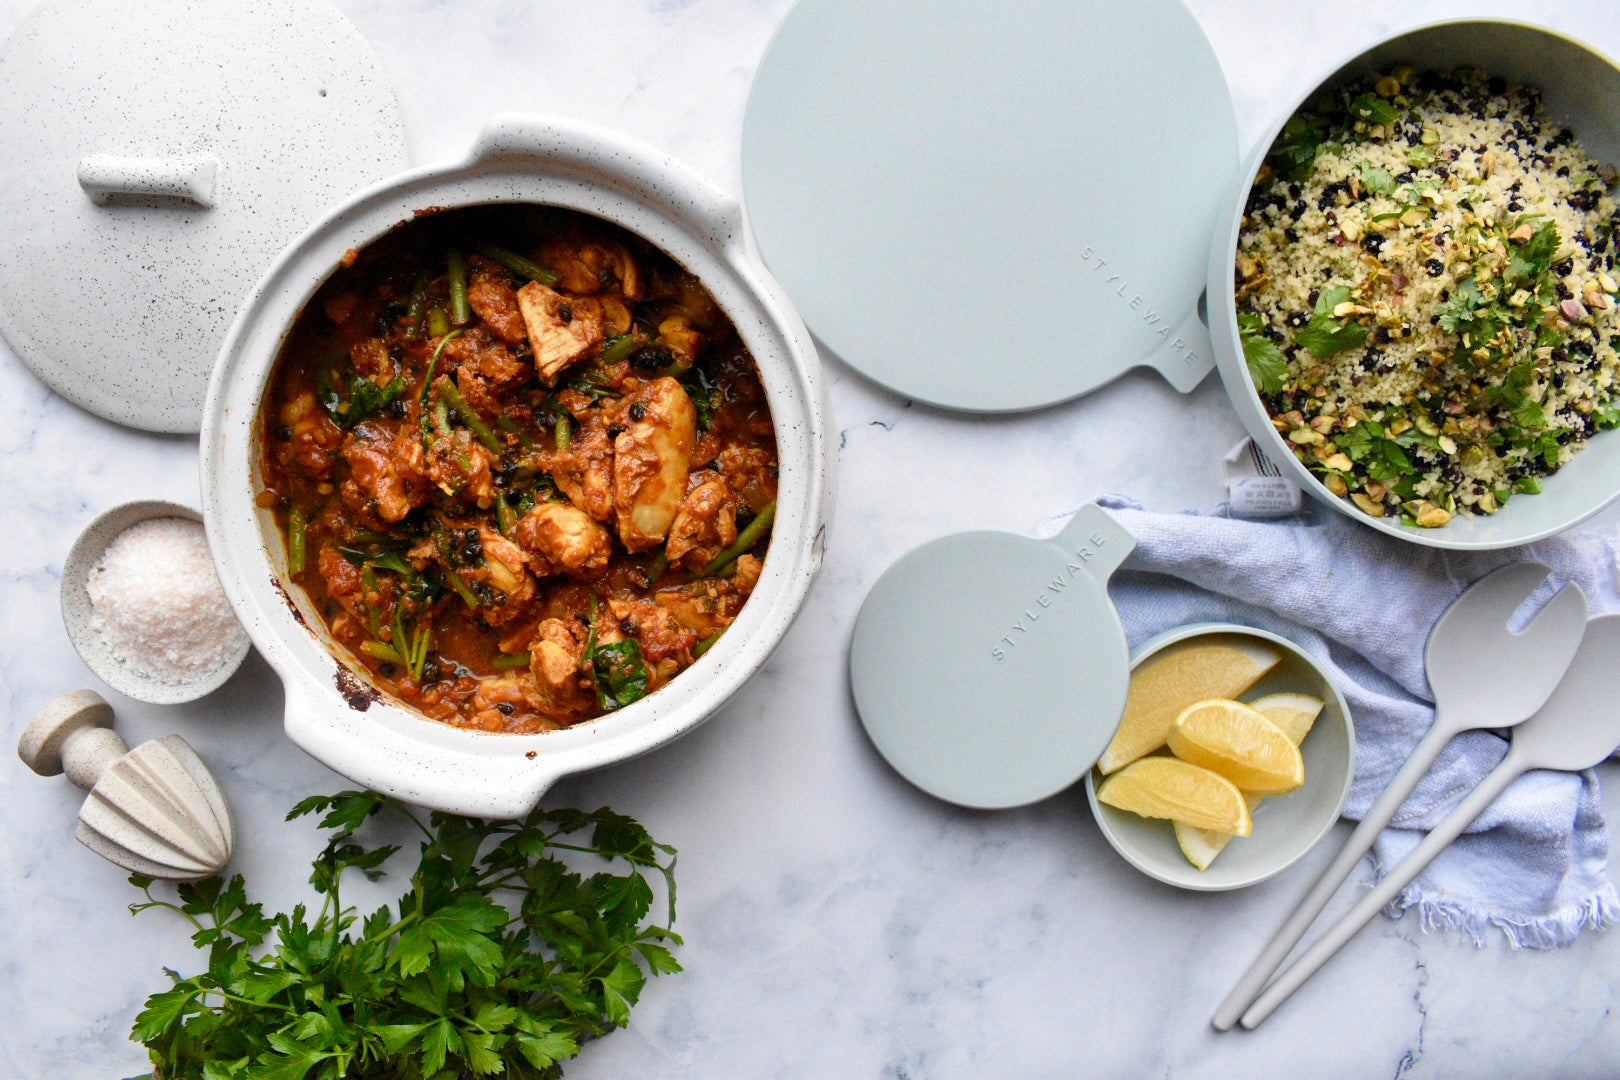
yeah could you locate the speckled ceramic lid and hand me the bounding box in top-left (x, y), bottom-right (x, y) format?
top-left (742, 0), bottom-right (1239, 412)
top-left (0, 0), bottom-right (409, 434)
top-left (849, 504), bottom-right (1136, 809)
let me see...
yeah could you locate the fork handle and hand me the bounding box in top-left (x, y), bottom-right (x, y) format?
top-left (1210, 716), bottom-right (1459, 1030)
top-left (1239, 749), bottom-right (1526, 1028)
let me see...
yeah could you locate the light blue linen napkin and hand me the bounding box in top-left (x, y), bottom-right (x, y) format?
top-left (1038, 495), bottom-right (1620, 947)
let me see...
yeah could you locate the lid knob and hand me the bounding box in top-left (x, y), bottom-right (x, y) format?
top-left (19, 690), bottom-right (236, 880)
top-left (77, 153), bottom-right (219, 208)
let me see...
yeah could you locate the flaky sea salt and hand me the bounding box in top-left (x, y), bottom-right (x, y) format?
top-left (85, 517), bottom-right (247, 685)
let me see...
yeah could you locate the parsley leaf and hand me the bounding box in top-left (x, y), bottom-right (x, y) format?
top-left (129, 793), bottom-right (682, 1079)
top-left (1295, 286), bottom-right (1370, 359)
top-left (1237, 312), bottom-right (1287, 395)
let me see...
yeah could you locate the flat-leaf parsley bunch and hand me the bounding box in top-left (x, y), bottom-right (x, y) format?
top-left (128, 791), bottom-right (680, 1079)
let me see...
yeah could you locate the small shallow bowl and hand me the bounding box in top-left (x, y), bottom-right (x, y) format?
top-left (1208, 20), bottom-right (1620, 550)
top-left (1084, 623), bottom-right (1355, 892)
top-left (61, 500), bottom-right (252, 704)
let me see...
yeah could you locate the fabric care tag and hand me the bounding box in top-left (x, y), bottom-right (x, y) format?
top-left (1223, 439), bottom-right (1302, 519)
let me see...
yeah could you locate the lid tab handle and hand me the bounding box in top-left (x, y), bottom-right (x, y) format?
top-left (77, 153), bottom-right (219, 208)
top-left (1050, 502), bottom-right (1136, 579)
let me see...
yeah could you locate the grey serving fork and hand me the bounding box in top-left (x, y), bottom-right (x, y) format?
top-left (1211, 561), bottom-right (1587, 1031)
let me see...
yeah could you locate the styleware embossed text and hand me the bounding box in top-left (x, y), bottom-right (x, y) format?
top-left (991, 530), bottom-right (1111, 661)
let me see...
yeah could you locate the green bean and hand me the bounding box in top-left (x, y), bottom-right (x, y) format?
top-left (404, 271), bottom-right (430, 338)
top-left (417, 328), bottom-right (465, 406)
top-left (287, 506), bottom-right (307, 576)
top-left (492, 651), bottom-right (532, 670)
top-left (434, 527), bottom-right (481, 610)
top-left (644, 549), bottom-right (668, 585)
top-left (433, 397), bottom-right (451, 437)
top-left (495, 415), bottom-right (522, 433)
top-left (470, 238), bottom-right (559, 285)
top-left (427, 306), bottom-right (450, 339)
top-left (409, 622), bottom-right (431, 682)
top-left (361, 640), bottom-right (407, 665)
top-left (438, 379), bottom-right (504, 455)
top-left (447, 248), bottom-right (470, 326)
top-left (692, 631), bottom-right (723, 659)
top-left (601, 333), bottom-right (638, 363)
top-left (495, 492), bottom-right (517, 537)
top-left (392, 605), bottom-right (410, 663)
top-left (554, 413), bottom-right (571, 451)
top-left (701, 500), bottom-right (776, 575)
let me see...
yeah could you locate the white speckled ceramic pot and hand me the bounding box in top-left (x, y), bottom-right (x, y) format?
top-left (1209, 20), bottom-right (1620, 550)
top-left (200, 115), bottom-right (832, 817)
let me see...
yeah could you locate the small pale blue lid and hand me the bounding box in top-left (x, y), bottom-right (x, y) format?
top-left (742, 0), bottom-right (1239, 412)
top-left (849, 504), bottom-right (1136, 809)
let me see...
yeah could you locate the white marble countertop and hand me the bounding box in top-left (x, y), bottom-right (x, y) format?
top-left (5, 0), bottom-right (1620, 1076)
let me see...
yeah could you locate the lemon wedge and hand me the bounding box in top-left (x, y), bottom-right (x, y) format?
top-left (1175, 693), bottom-right (1323, 870)
top-left (1246, 692), bottom-right (1325, 746)
top-left (1095, 757), bottom-right (1253, 836)
top-left (1167, 698), bottom-right (1305, 796)
top-left (1098, 639), bottom-right (1281, 774)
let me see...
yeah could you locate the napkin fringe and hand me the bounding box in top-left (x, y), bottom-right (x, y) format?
top-left (1390, 882), bottom-right (1620, 949)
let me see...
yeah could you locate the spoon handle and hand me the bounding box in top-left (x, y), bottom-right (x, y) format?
top-left (1210, 717), bottom-right (1458, 1030)
top-left (1239, 748), bottom-right (1525, 1029)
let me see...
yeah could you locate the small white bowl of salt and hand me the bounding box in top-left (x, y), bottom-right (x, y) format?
top-left (61, 501), bottom-right (251, 704)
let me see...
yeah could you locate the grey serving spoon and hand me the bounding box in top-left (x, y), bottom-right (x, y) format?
top-left (1241, 612), bottom-right (1620, 1027)
top-left (1211, 561), bottom-right (1587, 1031)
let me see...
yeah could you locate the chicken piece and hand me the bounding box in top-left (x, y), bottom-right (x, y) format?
top-left (717, 445), bottom-right (778, 510)
top-left (444, 332), bottom-right (527, 415)
top-left (657, 315), bottom-right (702, 363)
top-left (538, 238), bottom-right (644, 299)
top-left (516, 282), bottom-right (604, 383)
top-left (607, 597), bottom-right (697, 666)
top-left (613, 377), bottom-right (697, 552)
top-left (465, 256), bottom-right (528, 344)
top-left (654, 581), bottom-right (741, 638)
top-left (513, 502), bottom-right (613, 577)
top-left (527, 617), bottom-right (597, 722)
top-left (275, 390), bottom-right (342, 480)
top-left (340, 422), bottom-right (431, 523)
top-left (425, 429), bottom-right (496, 508)
top-left (599, 294), bottom-right (633, 336)
top-left (466, 527), bottom-right (535, 627)
top-left (665, 476), bottom-right (736, 568)
top-left (316, 544), bottom-right (367, 621)
top-left (350, 338), bottom-right (393, 378)
top-left (732, 553), bottom-right (763, 596)
top-left (544, 421), bottom-right (616, 523)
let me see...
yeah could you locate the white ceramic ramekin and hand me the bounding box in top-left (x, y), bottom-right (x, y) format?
top-left (1208, 20), bottom-right (1620, 550)
top-left (200, 115), bottom-right (833, 817)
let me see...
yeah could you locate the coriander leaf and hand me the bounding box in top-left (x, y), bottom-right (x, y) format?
top-left (635, 941), bottom-right (683, 976)
top-left (591, 640), bottom-right (649, 712)
top-left (1345, 91), bottom-right (1401, 129)
top-left (1267, 112), bottom-right (1332, 180)
top-left (1295, 286), bottom-right (1370, 359)
top-left (1237, 312), bottom-right (1287, 395)
top-left (1357, 161), bottom-right (1395, 195)
top-left (1405, 144), bottom-right (1437, 167)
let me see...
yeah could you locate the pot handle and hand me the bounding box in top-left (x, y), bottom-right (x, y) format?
top-left (78, 153), bottom-right (220, 208)
top-left (281, 672), bottom-right (567, 819)
top-left (1136, 299), bottom-right (1216, 393)
top-left (467, 113), bottom-right (747, 253)
top-left (1048, 502), bottom-right (1136, 580)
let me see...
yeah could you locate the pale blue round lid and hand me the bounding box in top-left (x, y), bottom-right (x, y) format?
top-left (849, 505), bottom-right (1137, 808)
top-left (742, 0), bottom-right (1239, 412)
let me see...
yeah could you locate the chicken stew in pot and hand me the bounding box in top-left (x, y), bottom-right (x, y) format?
top-left (257, 205), bottom-right (778, 732)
